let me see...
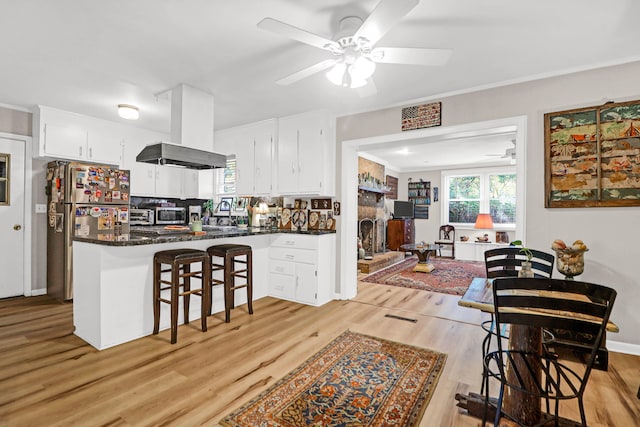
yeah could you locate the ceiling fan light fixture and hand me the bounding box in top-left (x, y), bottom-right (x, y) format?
top-left (117, 104), bottom-right (139, 120)
top-left (326, 62), bottom-right (347, 86)
top-left (347, 68), bottom-right (367, 88)
top-left (351, 56), bottom-right (376, 80)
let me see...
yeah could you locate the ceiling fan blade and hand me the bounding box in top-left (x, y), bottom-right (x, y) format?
top-left (276, 59), bottom-right (337, 86)
top-left (357, 78), bottom-right (378, 98)
top-left (258, 18), bottom-right (341, 52)
top-left (371, 47), bottom-right (452, 66)
top-left (353, 0), bottom-right (419, 46)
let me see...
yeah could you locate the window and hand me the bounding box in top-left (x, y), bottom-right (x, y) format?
top-left (442, 167), bottom-right (516, 227)
top-left (215, 155), bottom-right (236, 195)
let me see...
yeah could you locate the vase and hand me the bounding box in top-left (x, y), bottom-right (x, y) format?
top-left (518, 261), bottom-right (534, 278)
top-left (553, 248), bottom-right (588, 279)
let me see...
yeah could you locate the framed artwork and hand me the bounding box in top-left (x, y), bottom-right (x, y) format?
top-left (433, 187), bottom-right (439, 202)
top-left (401, 102), bottom-right (441, 131)
top-left (220, 197), bottom-right (233, 211)
top-left (545, 99), bottom-right (640, 207)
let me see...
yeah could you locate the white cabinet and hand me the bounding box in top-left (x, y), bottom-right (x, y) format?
top-left (268, 233), bottom-right (335, 306)
top-left (277, 110), bottom-right (335, 196)
top-left (214, 119), bottom-right (275, 196)
top-left (34, 106), bottom-right (122, 165)
top-left (456, 241), bottom-right (511, 261)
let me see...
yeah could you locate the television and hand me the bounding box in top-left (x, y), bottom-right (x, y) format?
top-left (393, 201), bottom-right (414, 219)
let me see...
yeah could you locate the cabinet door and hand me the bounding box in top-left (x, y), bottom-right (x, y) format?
top-left (87, 132), bottom-right (122, 165)
top-left (232, 130), bottom-right (254, 196)
top-left (253, 130), bottom-right (273, 195)
top-left (130, 164), bottom-right (156, 196)
top-left (183, 169), bottom-right (199, 199)
top-left (155, 165), bottom-right (184, 198)
top-left (269, 272), bottom-right (295, 300)
top-left (297, 116), bottom-right (324, 193)
top-left (295, 262), bottom-right (317, 305)
top-left (44, 123), bottom-right (87, 160)
top-left (277, 116), bottom-right (299, 194)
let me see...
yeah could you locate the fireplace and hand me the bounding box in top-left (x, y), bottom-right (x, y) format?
top-left (359, 218), bottom-right (386, 257)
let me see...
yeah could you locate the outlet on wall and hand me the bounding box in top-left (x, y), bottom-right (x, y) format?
top-left (35, 204), bottom-right (47, 213)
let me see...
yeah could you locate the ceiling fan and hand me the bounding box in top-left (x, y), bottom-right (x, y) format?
top-left (257, 0), bottom-right (452, 92)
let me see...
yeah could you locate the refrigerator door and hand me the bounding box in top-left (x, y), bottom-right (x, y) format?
top-left (71, 165), bottom-right (130, 205)
top-left (74, 205), bottom-right (130, 236)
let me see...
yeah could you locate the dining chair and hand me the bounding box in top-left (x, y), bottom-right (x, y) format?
top-left (480, 247), bottom-right (554, 394)
top-left (435, 224), bottom-right (455, 258)
top-left (482, 277), bottom-right (616, 427)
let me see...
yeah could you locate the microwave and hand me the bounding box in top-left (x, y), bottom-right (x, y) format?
top-left (155, 207), bottom-right (187, 225)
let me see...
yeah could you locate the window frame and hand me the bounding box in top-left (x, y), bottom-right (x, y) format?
top-left (441, 166), bottom-right (516, 230)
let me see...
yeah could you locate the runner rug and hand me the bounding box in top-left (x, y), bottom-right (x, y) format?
top-left (219, 330), bottom-right (447, 427)
top-left (362, 257), bottom-right (486, 296)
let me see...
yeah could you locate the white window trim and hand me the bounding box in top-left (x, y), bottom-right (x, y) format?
top-left (441, 166), bottom-right (517, 231)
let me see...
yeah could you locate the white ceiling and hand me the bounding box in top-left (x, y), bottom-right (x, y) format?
top-left (1, 0), bottom-right (639, 169)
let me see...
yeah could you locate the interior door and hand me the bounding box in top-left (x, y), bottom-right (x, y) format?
top-left (0, 138), bottom-right (25, 298)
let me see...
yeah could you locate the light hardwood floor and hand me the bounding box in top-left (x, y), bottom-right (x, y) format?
top-left (1, 277), bottom-right (638, 426)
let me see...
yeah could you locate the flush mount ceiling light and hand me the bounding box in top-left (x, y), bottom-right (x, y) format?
top-left (117, 104), bottom-right (139, 120)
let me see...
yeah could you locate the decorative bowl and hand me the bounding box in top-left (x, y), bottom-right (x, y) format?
top-left (553, 247), bottom-right (588, 279)
top-left (460, 236), bottom-right (469, 242)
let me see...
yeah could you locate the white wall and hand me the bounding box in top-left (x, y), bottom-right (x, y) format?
top-left (337, 60), bottom-right (640, 349)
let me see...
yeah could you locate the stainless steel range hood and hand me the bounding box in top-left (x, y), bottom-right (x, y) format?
top-left (137, 84), bottom-right (227, 169)
top-left (136, 142), bottom-right (227, 169)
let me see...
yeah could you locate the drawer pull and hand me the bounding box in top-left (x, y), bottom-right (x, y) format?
top-left (285, 254), bottom-right (295, 260)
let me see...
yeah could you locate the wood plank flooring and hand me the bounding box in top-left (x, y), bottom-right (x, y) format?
top-left (1, 278), bottom-right (638, 426)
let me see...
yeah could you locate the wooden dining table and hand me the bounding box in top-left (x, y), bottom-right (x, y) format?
top-left (455, 277), bottom-right (619, 426)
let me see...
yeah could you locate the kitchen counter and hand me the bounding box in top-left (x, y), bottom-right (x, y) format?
top-left (73, 227), bottom-right (336, 246)
top-left (71, 229), bottom-right (336, 350)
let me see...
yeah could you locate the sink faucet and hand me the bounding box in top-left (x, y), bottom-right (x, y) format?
top-left (214, 200), bottom-right (235, 226)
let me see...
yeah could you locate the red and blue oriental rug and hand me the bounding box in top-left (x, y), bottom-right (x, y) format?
top-left (219, 330), bottom-right (447, 427)
top-left (362, 257), bottom-right (486, 296)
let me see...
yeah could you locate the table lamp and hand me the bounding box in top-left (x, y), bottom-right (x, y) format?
top-left (474, 213), bottom-right (494, 242)
top-left (257, 202), bottom-right (269, 227)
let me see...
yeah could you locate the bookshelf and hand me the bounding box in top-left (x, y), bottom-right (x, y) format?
top-left (408, 181), bottom-right (430, 219)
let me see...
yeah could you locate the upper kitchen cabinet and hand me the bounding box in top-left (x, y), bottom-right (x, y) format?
top-left (277, 110), bottom-right (335, 196)
top-left (33, 106), bottom-right (122, 165)
top-left (214, 119), bottom-right (275, 196)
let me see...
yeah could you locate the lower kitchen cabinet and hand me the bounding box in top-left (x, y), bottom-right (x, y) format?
top-left (268, 233), bottom-right (335, 306)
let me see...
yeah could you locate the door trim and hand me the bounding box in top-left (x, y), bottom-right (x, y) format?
top-left (0, 132), bottom-right (32, 297)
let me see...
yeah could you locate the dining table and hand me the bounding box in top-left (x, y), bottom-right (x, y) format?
top-left (455, 277), bottom-right (619, 426)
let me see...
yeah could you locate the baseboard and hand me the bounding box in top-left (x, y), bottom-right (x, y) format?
top-left (607, 340), bottom-right (640, 356)
top-left (31, 289), bottom-right (47, 296)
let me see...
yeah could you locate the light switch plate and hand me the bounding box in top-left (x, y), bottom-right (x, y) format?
top-left (35, 204), bottom-right (47, 213)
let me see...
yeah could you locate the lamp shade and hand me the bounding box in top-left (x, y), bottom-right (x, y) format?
top-left (257, 202), bottom-right (269, 214)
top-left (474, 213), bottom-right (494, 229)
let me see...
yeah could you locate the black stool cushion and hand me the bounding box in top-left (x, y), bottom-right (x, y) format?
top-left (154, 249), bottom-right (208, 263)
top-left (207, 244), bottom-right (252, 256)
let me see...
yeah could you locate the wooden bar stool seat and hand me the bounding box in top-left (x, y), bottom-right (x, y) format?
top-left (153, 248), bottom-right (211, 344)
top-left (207, 244), bottom-right (253, 323)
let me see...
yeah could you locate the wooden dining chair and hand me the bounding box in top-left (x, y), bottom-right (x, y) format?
top-left (482, 277), bottom-right (616, 427)
top-left (480, 247), bottom-right (554, 394)
top-left (434, 224), bottom-right (455, 258)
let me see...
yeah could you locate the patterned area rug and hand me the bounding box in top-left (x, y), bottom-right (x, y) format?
top-left (362, 257), bottom-right (486, 295)
top-left (220, 330), bottom-right (447, 427)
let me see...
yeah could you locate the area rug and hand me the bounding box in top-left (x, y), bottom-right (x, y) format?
top-left (220, 330), bottom-right (447, 427)
top-left (362, 257), bottom-right (486, 296)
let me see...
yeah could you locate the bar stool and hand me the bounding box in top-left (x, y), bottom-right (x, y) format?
top-left (153, 248), bottom-right (211, 344)
top-left (207, 244), bottom-right (253, 323)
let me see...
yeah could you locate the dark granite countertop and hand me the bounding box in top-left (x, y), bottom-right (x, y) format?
top-left (73, 227), bottom-right (336, 247)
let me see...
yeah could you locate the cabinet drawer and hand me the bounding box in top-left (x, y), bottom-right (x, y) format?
top-left (270, 247), bottom-right (317, 264)
top-left (271, 234), bottom-right (318, 250)
top-left (268, 272), bottom-right (295, 299)
top-left (269, 259), bottom-right (295, 276)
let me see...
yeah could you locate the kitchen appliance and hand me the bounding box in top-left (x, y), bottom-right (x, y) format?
top-left (46, 160), bottom-right (131, 301)
top-left (155, 206), bottom-right (187, 225)
top-left (130, 208), bottom-right (154, 225)
top-left (136, 142), bottom-right (227, 169)
top-left (188, 205), bottom-right (202, 223)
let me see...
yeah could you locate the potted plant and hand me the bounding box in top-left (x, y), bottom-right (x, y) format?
top-left (511, 240), bottom-right (534, 277)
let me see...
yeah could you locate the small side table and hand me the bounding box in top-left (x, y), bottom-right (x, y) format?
top-left (400, 244), bottom-right (442, 273)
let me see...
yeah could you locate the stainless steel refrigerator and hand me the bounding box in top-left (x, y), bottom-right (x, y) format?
top-left (46, 161), bottom-right (131, 301)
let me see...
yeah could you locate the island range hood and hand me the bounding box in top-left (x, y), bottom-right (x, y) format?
top-left (136, 84), bottom-right (227, 170)
top-left (136, 142), bottom-right (227, 169)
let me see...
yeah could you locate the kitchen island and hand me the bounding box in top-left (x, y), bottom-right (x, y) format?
top-left (73, 227), bottom-right (335, 350)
